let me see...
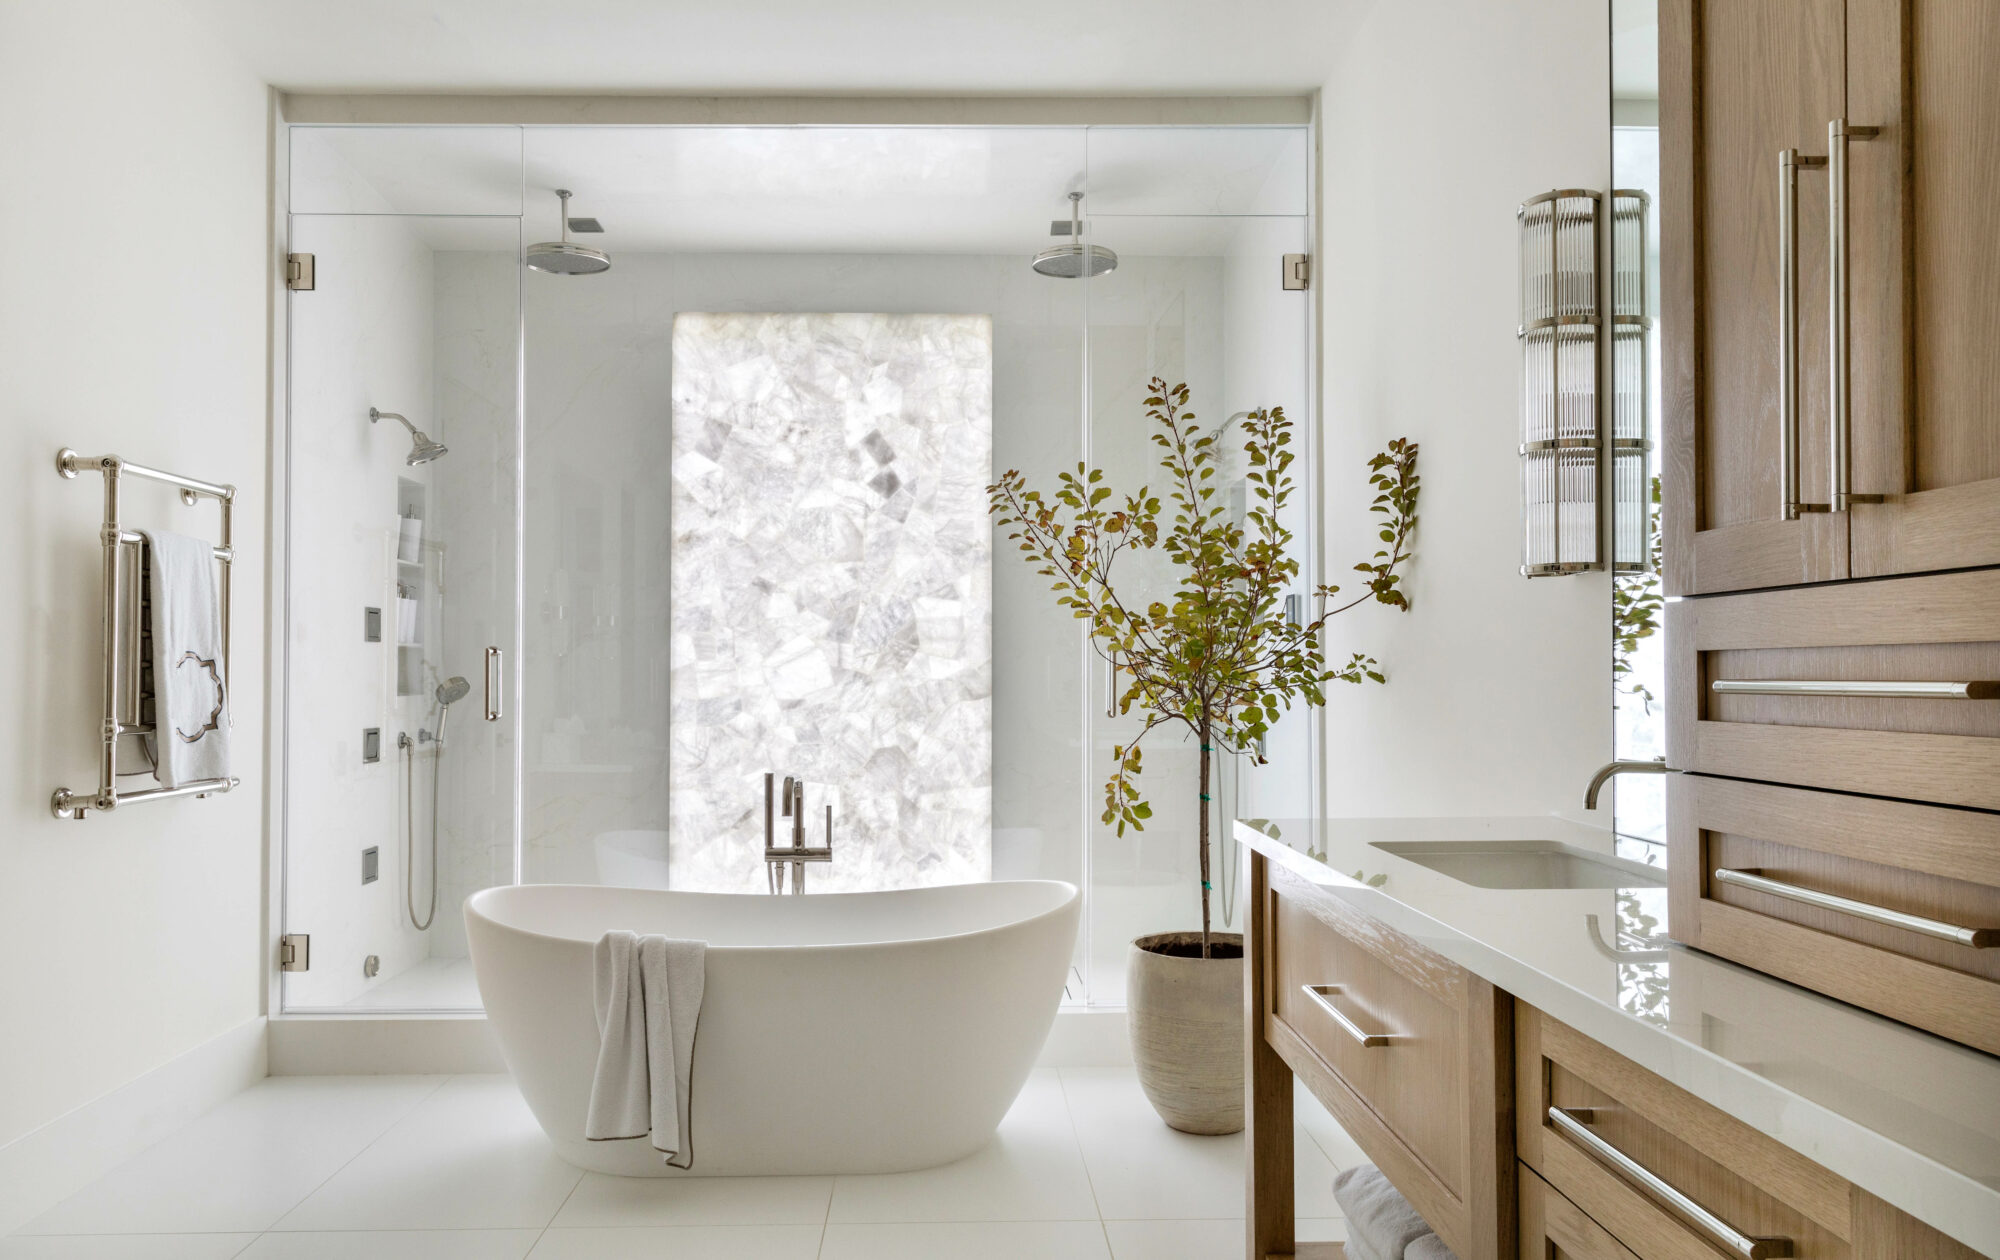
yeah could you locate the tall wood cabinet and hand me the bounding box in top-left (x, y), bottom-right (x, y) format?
top-left (1662, 0), bottom-right (2000, 1059)
top-left (1662, 0), bottom-right (2000, 597)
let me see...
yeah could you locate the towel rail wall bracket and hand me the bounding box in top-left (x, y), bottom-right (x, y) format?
top-left (50, 449), bottom-right (239, 820)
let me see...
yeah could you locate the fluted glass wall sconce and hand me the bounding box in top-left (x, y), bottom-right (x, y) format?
top-left (1518, 189), bottom-right (1653, 577)
top-left (1518, 189), bottom-right (1603, 576)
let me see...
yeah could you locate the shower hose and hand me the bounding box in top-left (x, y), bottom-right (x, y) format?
top-left (403, 733), bottom-right (440, 931)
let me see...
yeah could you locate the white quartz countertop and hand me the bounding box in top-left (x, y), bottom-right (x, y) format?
top-left (1234, 814), bottom-right (2000, 1257)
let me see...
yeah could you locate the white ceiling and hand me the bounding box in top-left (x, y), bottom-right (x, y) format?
top-left (182, 0), bottom-right (1364, 96)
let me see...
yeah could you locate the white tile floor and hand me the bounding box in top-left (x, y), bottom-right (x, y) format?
top-left (7, 1067), bottom-right (1363, 1259)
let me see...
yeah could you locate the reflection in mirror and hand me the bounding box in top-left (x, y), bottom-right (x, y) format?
top-left (1611, 0), bottom-right (1668, 1024)
top-left (1610, 0), bottom-right (1664, 851)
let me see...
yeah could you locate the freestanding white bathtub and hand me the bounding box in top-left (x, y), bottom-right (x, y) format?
top-left (465, 879), bottom-right (1080, 1176)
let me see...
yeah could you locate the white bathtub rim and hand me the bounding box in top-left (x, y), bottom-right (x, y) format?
top-left (464, 878), bottom-right (1080, 954)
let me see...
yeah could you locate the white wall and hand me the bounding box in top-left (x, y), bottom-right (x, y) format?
top-left (1317, 0), bottom-right (1613, 818)
top-left (0, 0), bottom-right (270, 1146)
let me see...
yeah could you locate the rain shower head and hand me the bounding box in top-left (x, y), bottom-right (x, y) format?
top-left (527, 189), bottom-right (611, 276)
top-left (1033, 192), bottom-right (1117, 279)
top-left (369, 408), bottom-right (449, 466)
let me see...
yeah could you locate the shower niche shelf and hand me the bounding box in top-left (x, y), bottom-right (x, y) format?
top-left (391, 476), bottom-right (435, 699)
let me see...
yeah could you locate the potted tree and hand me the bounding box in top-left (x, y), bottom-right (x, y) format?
top-left (988, 379), bottom-right (1418, 1133)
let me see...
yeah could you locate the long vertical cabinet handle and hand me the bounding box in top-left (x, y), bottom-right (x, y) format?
top-left (484, 645), bottom-right (503, 722)
top-left (1780, 147), bottom-right (1826, 518)
top-left (1827, 118), bottom-right (1880, 513)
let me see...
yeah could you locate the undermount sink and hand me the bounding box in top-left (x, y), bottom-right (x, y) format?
top-left (1368, 840), bottom-right (1665, 890)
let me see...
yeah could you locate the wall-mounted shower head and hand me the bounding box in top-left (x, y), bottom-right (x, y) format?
top-left (527, 189), bottom-right (611, 276)
top-left (369, 408), bottom-right (449, 466)
top-left (1033, 192), bottom-right (1118, 279)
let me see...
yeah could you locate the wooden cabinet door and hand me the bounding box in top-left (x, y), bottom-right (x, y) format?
top-left (1662, 0), bottom-right (1851, 596)
top-left (1846, 0), bottom-right (2000, 577)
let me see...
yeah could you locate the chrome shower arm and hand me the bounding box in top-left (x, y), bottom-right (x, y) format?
top-left (370, 408), bottom-right (417, 436)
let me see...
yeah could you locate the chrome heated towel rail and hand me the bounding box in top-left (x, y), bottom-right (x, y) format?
top-left (51, 449), bottom-right (239, 819)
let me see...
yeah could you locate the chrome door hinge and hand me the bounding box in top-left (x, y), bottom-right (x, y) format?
top-left (285, 253), bottom-right (315, 291)
top-left (279, 933), bottom-right (310, 971)
top-left (1282, 253), bottom-right (1310, 291)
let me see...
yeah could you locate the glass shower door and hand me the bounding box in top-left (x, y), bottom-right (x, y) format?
top-left (280, 209), bottom-right (523, 1012)
top-left (1080, 125), bottom-right (1314, 1004)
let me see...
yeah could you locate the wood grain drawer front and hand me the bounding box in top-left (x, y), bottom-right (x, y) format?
top-left (1668, 775), bottom-right (2000, 1055)
top-left (1664, 569), bottom-right (2000, 810)
top-left (1267, 872), bottom-right (1472, 1202)
top-left (1517, 1006), bottom-right (1854, 1260)
top-left (1520, 1164), bottom-right (1641, 1260)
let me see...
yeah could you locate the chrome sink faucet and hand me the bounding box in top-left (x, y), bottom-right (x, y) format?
top-left (764, 771), bottom-right (833, 894)
top-left (1583, 757), bottom-right (1670, 810)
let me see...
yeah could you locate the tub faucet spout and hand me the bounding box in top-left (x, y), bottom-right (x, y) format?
top-left (764, 771), bottom-right (834, 893)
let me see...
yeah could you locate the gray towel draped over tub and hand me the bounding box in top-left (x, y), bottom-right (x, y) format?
top-left (585, 930), bottom-right (707, 1169)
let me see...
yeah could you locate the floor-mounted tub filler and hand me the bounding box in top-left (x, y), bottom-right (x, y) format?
top-left (465, 880), bottom-right (1080, 1176)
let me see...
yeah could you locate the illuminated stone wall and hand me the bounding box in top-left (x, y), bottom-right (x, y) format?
top-left (669, 312), bottom-right (992, 891)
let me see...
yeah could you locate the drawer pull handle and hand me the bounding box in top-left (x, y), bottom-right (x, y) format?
top-left (1713, 868), bottom-right (1998, 948)
top-left (1299, 985), bottom-right (1393, 1048)
top-left (1710, 679), bottom-right (2000, 699)
top-left (1548, 1107), bottom-right (1792, 1260)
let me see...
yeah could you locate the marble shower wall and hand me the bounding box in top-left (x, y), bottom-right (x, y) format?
top-left (669, 312), bottom-right (993, 892)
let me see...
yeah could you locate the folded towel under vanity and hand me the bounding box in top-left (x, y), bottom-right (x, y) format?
top-left (1340, 1229), bottom-right (1387, 1260)
top-left (138, 529), bottom-right (230, 788)
top-left (585, 931), bottom-right (706, 1168)
top-left (1405, 1233), bottom-right (1459, 1260)
top-left (1333, 1164), bottom-right (1436, 1260)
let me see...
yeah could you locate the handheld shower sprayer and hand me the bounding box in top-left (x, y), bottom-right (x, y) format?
top-left (431, 675), bottom-right (472, 748)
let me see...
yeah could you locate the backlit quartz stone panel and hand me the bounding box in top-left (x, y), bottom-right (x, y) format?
top-left (670, 312), bottom-right (993, 892)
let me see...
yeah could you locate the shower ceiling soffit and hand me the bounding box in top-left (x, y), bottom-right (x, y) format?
top-left (289, 125), bottom-right (1311, 256)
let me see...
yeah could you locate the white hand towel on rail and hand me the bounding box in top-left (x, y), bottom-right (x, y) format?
top-left (139, 529), bottom-right (229, 788)
top-left (585, 930), bottom-right (707, 1168)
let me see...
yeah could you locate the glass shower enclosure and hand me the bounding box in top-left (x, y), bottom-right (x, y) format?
top-left (278, 121), bottom-right (1314, 1013)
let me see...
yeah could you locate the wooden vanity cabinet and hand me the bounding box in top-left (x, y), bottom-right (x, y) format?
top-left (1661, 0), bottom-right (2000, 597)
top-left (1514, 1005), bottom-right (1987, 1260)
top-left (1247, 856), bottom-right (1513, 1260)
top-left (1242, 845), bottom-right (1990, 1260)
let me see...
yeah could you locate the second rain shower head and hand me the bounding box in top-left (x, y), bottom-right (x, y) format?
top-left (1033, 192), bottom-right (1118, 279)
top-left (526, 189), bottom-right (611, 276)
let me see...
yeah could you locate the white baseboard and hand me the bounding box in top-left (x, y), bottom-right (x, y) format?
top-left (0, 1016), bottom-right (267, 1235)
top-left (268, 1013), bottom-right (505, 1076)
top-left (266, 1007), bottom-right (1125, 1078)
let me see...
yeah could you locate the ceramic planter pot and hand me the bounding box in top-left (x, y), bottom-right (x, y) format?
top-left (1126, 931), bottom-right (1246, 1134)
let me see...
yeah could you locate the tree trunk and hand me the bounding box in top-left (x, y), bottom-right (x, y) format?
top-left (1197, 716), bottom-right (1213, 959)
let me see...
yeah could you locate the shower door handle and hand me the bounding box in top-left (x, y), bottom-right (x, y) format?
top-left (484, 646), bottom-right (503, 722)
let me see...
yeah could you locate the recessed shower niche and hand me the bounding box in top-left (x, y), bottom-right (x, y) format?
top-left (279, 122), bottom-right (1313, 1011)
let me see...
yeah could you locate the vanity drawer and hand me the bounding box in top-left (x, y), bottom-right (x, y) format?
top-left (1668, 775), bottom-right (2000, 1055)
top-left (1263, 866), bottom-right (1511, 1260)
top-left (1664, 568), bottom-right (2000, 811)
top-left (1520, 1163), bottom-right (1639, 1260)
top-left (1516, 1004), bottom-right (1854, 1260)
